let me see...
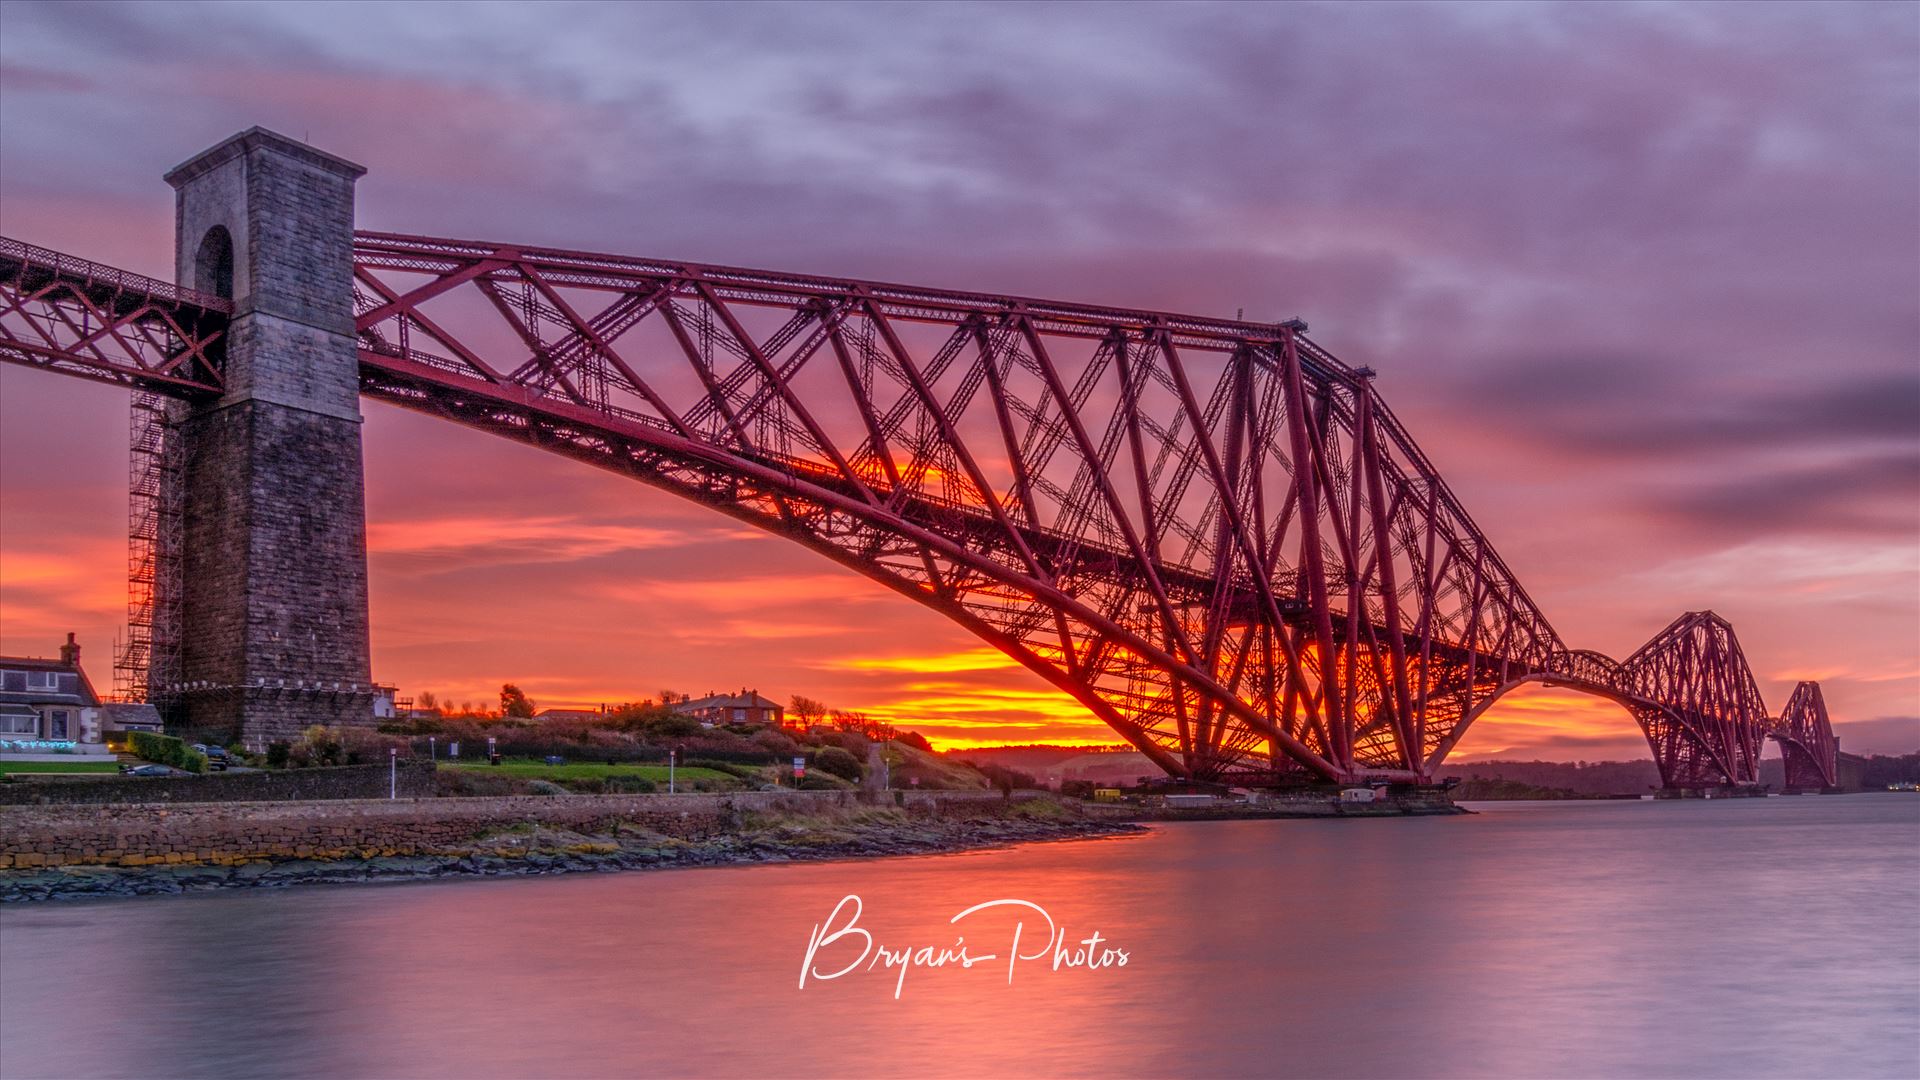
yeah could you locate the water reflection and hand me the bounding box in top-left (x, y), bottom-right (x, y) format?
top-left (3, 797), bottom-right (1915, 1078)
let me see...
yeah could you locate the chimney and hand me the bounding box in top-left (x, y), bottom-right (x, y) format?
top-left (59, 632), bottom-right (79, 667)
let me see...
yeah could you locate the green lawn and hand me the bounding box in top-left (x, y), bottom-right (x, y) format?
top-left (441, 759), bottom-right (741, 783)
top-left (1, 760), bottom-right (121, 776)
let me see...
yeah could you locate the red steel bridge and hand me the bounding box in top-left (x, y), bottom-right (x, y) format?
top-left (0, 226), bottom-right (1840, 791)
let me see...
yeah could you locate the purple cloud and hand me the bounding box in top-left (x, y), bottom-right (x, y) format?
top-left (1, 1), bottom-right (1914, 753)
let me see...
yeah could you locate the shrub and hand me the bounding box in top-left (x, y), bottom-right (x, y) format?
top-left (336, 727), bottom-right (410, 765)
top-left (288, 725), bottom-right (343, 768)
top-left (605, 775), bottom-right (657, 794)
top-left (526, 780), bottom-right (568, 796)
top-left (811, 745), bottom-right (864, 782)
top-left (752, 728), bottom-right (799, 756)
top-left (281, 726), bottom-right (410, 768)
top-left (643, 714), bottom-right (704, 740)
top-left (129, 731), bottom-right (207, 774)
top-left (435, 768), bottom-right (525, 797)
top-left (674, 743), bottom-right (775, 764)
top-left (265, 741), bottom-right (291, 769)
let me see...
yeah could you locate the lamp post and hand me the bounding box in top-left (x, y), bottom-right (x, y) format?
top-left (388, 746), bottom-right (397, 800)
top-left (668, 748), bottom-right (676, 794)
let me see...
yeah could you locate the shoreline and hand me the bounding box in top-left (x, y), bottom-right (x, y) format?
top-left (0, 805), bottom-right (1143, 903)
top-left (0, 787), bottom-right (1470, 904)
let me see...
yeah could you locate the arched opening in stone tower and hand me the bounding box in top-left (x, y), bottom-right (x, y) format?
top-left (194, 225), bottom-right (233, 300)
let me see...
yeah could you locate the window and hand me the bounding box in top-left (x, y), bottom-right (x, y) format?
top-left (0, 712), bottom-right (35, 735)
top-left (47, 710), bottom-right (67, 740)
top-left (732, 708), bottom-right (747, 722)
top-left (26, 670), bottom-right (57, 691)
top-left (1, 671), bottom-right (23, 693)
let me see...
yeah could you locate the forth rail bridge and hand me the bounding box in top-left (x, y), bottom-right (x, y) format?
top-left (0, 129), bottom-right (1839, 794)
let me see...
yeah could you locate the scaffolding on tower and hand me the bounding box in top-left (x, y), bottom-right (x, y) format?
top-left (113, 392), bottom-right (182, 711)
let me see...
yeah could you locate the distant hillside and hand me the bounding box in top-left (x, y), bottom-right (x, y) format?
top-left (1445, 753), bottom-right (1920, 793)
top-left (1440, 760), bottom-right (1661, 795)
top-left (940, 748), bottom-right (1920, 794)
top-left (1450, 778), bottom-right (1592, 800)
top-left (944, 744), bottom-right (1134, 776)
top-left (1839, 751), bottom-right (1920, 788)
top-left (1051, 752), bottom-right (1157, 786)
top-left (889, 740), bottom-right (992, 790)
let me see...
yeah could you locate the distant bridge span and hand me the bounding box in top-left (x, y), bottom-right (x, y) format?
top-left (0, 129), bottom-right (1838, 790)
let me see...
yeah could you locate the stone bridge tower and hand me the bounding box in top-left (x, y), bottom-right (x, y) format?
top-left (158, 128), bottom-right (375, 745)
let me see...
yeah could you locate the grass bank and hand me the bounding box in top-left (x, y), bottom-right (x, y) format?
top-left (1, 761), bottom-right (120, 777)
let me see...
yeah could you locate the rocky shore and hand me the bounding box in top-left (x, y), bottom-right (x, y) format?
top-left (0, 803), bottom-right (1143, 903)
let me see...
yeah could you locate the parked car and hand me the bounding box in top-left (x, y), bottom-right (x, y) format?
top-left (191, 744), bottom-right (231, 771)
top-left (122, 763), bottom-right (173, 777)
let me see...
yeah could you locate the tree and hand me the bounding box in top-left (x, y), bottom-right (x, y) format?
top-left (896, 730), bottom-right (933, 752)
top-left (606, 700), bottom-right (682, 731)
top-left (500, 684), bottom-right (535, 719)
top-left (789, 695), bottom-right (830, 729)
top-left (416, 690), bottom-right (439, 714)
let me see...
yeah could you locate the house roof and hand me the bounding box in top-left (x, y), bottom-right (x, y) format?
top-left (675, 690), bottom-right (782, 712)
top-left (100, 703), bottom-right (163, 727)
top-left (0, 656), bottom-right (72, 672)
top-left (0, 654), bottom-right (100, 708)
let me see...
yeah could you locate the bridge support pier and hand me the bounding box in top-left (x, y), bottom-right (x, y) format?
top-left (156, 129), bottom-right (375, 746)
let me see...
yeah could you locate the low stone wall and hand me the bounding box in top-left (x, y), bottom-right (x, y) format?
top-left (0, 788), bottom-right (1039, 869)
top-left (0, 762), bottom-right (437, 806)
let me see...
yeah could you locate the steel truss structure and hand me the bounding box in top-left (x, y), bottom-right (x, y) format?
top-left (0, 237), bottom-right (228, 397)
top-left (1771, 682), bottom-right (1839, 790)
top-left (0, 232), bottom-right (1838, 788)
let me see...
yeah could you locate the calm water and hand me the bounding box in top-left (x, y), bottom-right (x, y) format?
top-left (2, 796), bottom-right (1916, 1079)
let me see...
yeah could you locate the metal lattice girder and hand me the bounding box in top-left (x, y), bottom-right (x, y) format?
top-left (0, 237), bottom-right (228, 396)
top-left (1620, 611), bottom-right (1771, 788)
top-left (1771, 681), bottom-right (1838, 789)
top-left (0, 232), bottom-right (1838, 788)
top-left (348, 231), bottom-right (1569, 783)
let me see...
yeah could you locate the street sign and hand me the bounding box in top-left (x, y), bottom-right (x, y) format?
top-left (793, 755), bottom-right (805, 778)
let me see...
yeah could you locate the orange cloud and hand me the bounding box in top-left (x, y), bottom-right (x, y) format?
top-left (1448, 685), bottom-right (1648, 761)
top-left (366, 515), bottom-right (713, 560)
top-left (616, 573), bottom-right (886, 611)
top-left (823, 647), bottom-right (1020, 674)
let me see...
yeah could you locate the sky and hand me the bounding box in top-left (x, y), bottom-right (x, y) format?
top-left (1, 1), bottom-right (1915, 757)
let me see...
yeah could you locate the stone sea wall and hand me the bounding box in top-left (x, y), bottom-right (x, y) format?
top-left (0, 762), bottom-right (437, 806)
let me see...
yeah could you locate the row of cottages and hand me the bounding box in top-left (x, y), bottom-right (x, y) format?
top-left (674, 689), bottom-right (783, 727)
top-left (0, 634), bottom-right (161, 749)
